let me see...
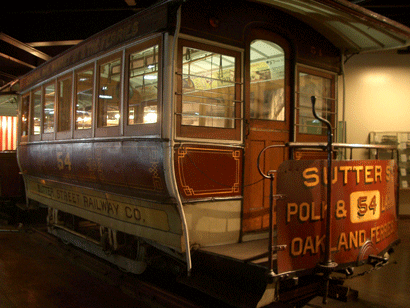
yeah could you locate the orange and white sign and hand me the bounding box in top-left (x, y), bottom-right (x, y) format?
top-left (276, 159), bottom-right (399, 274)
top-left (0, 116), bottom-right (17, 151)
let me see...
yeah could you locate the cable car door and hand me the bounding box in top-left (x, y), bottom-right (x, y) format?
top-left (242, 30), bottom-right (291, 236)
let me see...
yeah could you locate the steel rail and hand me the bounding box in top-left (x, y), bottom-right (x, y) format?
top-left (29, 227), bottom-right (201, 308)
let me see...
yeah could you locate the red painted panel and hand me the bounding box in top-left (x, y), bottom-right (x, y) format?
top-left (175, 145), bottom-right (242, 199)
top-left (276, 159), bottom-right (399, 273)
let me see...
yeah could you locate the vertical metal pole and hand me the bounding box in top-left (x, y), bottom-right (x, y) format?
top-left (268, 173), bottom-right (275, 276)
top-left (325, 111), bottom-right (333, 268)
top-left (311, 96), bottom-right (337, 303)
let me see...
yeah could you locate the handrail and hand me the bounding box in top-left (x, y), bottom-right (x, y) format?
top-left (257, 142), bottom-right (397, 179)
top-left (288, 142), bottom-right (397, 161)
top-left (287, 142), bottom-right (397, 150)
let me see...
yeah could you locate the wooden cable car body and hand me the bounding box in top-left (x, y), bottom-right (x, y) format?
top-left (17, 0), bottom-right (409, 306)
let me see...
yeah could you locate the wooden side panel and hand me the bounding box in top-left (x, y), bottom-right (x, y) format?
top-left (175, 144), bottom-right (243, 200)
top-left (18, 140), bottom-right (170, 202)
top-left (243, 140), bottom-right (266, 231)
top-left (25, 176), bottom-right (183, 250)
top-left (242, 138), bottom-right (286, 233)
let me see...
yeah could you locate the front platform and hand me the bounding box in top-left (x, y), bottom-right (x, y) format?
top-left (199, 238), bottom-right (270, 264)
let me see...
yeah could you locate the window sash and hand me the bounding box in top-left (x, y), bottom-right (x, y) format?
top-left (295, 66), bottom-right (337, 140)
top-left (176, 39), bottom-right (242, 140)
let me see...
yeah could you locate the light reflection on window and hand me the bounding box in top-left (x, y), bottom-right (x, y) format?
top-left (249, 40), bottom-right (285, 121)
top-left (98, 57), bottom-right (121, 127)
top-left (76, 68), bottom-right (94, 130)
top-left (58, 76), bottom-right (72, 132)
top-left (181, 47), bottom-right (236, 128)
top-left (32, 89), bottom-right (41, 135)
top-left (21, 95), bottom-right (29, 136)
top-left (128, 45), bottom-right (158, 125)
top-left (44, 84), bottom-right (55, 133)
top-left (297, 71), bottom-right (334, 136)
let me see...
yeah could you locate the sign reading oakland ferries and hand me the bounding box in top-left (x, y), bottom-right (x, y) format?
top-left (276, 159), bottom-right (399, 274)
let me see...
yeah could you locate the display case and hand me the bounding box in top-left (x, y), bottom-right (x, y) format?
top-left (369, 131), bottom-right (410, 189)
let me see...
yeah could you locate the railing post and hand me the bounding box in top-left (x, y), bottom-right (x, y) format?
top-left (257, 145), bottom-right (286, 280)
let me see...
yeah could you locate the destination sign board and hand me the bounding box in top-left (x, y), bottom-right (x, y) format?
top-left (276, 159), bottom-right (399, 273)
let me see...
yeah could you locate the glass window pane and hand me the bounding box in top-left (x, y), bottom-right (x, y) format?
top-left (98, 57), bottom-right (121, 127)
top-left (21, 95), bottom-right (29, 136)
top-left (128, 45), bottom-right (158, 125)
top-left (32, 89), bottom-right (41, 135)
top-left (181, 47), bottom-right (236, 128)
top-left (44, 84), bottom-right (55, 133)
top-left (58, 77), bottom-right (72, 132)
top-left (76, 68), bottom-right (93, 130)
top-left (298, 72), bottom-right (334, 135)
top-left (250, 40), bottom-right (285, 121)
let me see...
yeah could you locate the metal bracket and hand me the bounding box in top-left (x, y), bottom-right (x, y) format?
top-left (272, 194), bottom-right (286, 200)
top-left (272, 244), bottom-right (287, 252)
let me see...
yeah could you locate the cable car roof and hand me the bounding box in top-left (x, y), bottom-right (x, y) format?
top-left (253, 0), bottom-right (410, 54)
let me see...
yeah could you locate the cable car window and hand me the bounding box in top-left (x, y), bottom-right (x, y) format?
top-left (181, 47), bottom-right (237, 129)
top-left (44, 83), bottom-right (55, 133)
top-left (250, 40), bottom-right (285, 121)
top-left (75, 67), bottom-right (94, 130)
top-left (128, 45), bottom-right (158, 125)
top-left (21, 95), bottom-right (29, 137)
top-left (98, 56), bottom-right (121, 127)
top-left (32, 88), bottom-right (41, 135)
top-left (57, 76), bottom-right (72, 132)
top-left (296, 67), bottom-right (336, 137)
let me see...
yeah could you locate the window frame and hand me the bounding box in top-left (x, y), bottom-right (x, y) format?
top-left (295, 65), bottom-right (337, 142)
top-left (245, 29), bottom-right (291, 133)
top-left (20, 94), bottom-right (30, 143)
top-left (124, 37), bottom-right (162, 137)
top-left (95, 52), bottom-right (123, 138)
top-left (30, 87), bottom-right (42, 142)
top-left (249, 39), bottom-right (286, 123)
top-left (42, 81), bottom-right (56, 141)
top-left (74, 64), bottom-right (95, 139)
top-left (56, 73), bottom-right (74, 140)
top-left (20, 35), bottom-right (167, 143)
top-left (176, 39), bottom-right (242, 141)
